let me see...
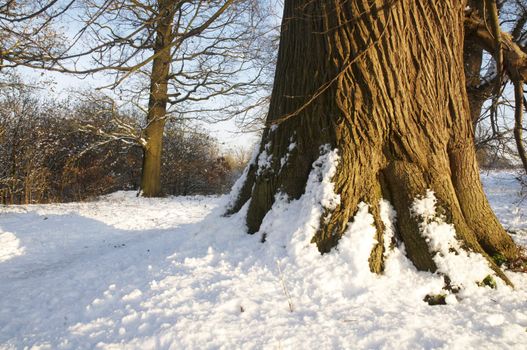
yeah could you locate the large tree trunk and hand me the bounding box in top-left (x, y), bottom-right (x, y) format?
top-left (228, 0), bottom-right (519, 283)
top-left (140, 0), bottom-right (174, 197)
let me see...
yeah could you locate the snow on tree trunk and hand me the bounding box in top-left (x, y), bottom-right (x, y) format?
top-left (227, 0), bottom-right (519, 286)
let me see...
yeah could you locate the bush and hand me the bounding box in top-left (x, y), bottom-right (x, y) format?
top-left (0, 86), bottom-right (244, 204)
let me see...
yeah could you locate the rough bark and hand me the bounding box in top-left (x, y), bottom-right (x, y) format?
top-left (464, 1), bottom-right (487, 127)
top-left (140, 0), bottom-right (175, 197)
top-left (228, 0), bottom-right (519, 282)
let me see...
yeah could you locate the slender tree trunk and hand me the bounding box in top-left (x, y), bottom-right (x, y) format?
top-left (228, 0), bottom-right (519, 282)
top-left (464, 43), bottom-right (485, 127)
top-left (463, 0), bottom-right (502, 145)
top-left (140, 0), bottom-right (174, 197)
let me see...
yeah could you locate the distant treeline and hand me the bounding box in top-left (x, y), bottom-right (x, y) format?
top-left (0, 85), bottom-right (248, 205)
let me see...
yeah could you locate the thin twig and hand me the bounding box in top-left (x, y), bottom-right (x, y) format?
top-left (276, 260), bottom-right (294, 313)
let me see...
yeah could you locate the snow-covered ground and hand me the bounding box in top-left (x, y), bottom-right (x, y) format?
top-left (1, 170), bottom-right (527, 349)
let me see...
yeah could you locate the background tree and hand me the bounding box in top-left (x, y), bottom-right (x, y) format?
top-left (227, 0), bottom-right (521, 286)
top-left (161, 123), bottom-right (235, 195)
top-left (38, 0), bottom-right (274, 197)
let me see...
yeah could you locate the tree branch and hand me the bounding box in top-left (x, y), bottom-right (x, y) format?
top-left (465, 10), bottom-right (527, 81)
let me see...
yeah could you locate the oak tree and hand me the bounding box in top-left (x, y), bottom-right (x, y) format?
top-left (228, 0), bottom-right (521, 285)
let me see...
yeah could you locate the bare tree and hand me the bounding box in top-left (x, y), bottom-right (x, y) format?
top-left (34, 0), bottom-right (275, 196)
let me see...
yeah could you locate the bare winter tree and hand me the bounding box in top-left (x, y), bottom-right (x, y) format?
top-left (227, 0), bottom-right (524, 287)
top-left (38, 0), bottom-right (275, 197)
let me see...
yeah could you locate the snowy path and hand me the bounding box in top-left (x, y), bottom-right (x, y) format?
top-left (1, 173), bottom-right (527, 349)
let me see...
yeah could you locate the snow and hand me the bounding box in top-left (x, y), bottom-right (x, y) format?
top-left (380, 199), bottom-right (397, 256)
top-left (225, 144), bottom-right (259, 211)
top-left (279, 142), bottom-right (297, 170)
top-left (1, 167), bottom-right (527, 349)
top-left (411, 190), bottom-right (496, 293)
top-left (256, 142), bottom-right (273, 175)
top-left (0, 232), bottom-right (25, 263)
